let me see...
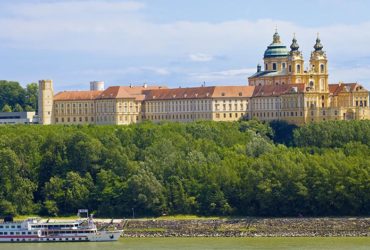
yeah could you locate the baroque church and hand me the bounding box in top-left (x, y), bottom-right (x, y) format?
top-left (247, 31), bottom-right (370, 124)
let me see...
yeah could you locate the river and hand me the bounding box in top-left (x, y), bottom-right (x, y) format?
top-left (0, 237), bottom-right (369, 249)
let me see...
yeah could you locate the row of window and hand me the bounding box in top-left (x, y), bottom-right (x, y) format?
top-left (254, 110), bottom-right (341, 119)
top-left (147, 113), bottom-right (212, 121)
top-left (215, 103), bottom-right (246, 112)
top-left (355, 100), bottom-right (368, 107)
top-left (55, 117), bottom-right (94, 123)
top-left (10, 237), bottom-right (87, 242)
top-left (0, 231), bottom-right (36, 235)
top-left (0, 225), bottom-right (21, 229)
top-left (215, 113), bottom-right (245, 119)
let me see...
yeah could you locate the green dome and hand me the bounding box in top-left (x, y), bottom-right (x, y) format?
top-left (264, 32), bottom-right (289, 59)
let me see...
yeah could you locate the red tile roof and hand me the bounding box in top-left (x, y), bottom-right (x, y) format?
top-left (329, 83), bottom-right (366, 96)
top-left (212, 86), bottom-right (255, 98)
top-left (252, 84), bottom-right (305, 97)
top-left (97, 86), bottom-right (166, 100)
top-left (143, 87), bottom-right (215, 100)
top-left (143, 86), bottom-right (255, 100)
top-left (54, 91), bottom-right (103, 101)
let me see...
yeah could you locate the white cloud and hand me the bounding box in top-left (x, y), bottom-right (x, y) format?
top-left (0, 1), bottom-right (370, 88)
top-left (330, 65), bottom-right (370, 85)
top-left (189, 53), bottom-right (214, 62)
top-left (189, 68), bottom-right (256, 85)
top-left (82, 66), bottom-right (170, 76)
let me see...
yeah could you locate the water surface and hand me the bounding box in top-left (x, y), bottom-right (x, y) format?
top-left (1, 237), bottom-right (369, 250)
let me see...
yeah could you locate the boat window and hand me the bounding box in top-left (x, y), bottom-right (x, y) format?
top-left (11, 225), bottom-right (15, 228)
top-left (17, 225), bottom-right (21, 228)
top-left (10, 232), bottom-right (14, 235)
top-left (4, 232), bottom-right (7, 235)
top-left (0, 232), bottom-right (3, 235)
top-left (22, 232), bottom-right (26, 235)
top-left (28, 232), bottom-right (32, 235)
top-left (0, 225), bottom-right (3, 228)
top-left (16, 232), bottom-right (20, 235)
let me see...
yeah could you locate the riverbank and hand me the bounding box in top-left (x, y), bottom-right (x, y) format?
top-left (93, 217), bottom-right (370, 237)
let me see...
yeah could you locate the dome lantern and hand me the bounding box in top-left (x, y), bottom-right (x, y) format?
top-left (314, 33), bottom-right (324, 51)
top-left (290, 33), bottom-right (300, 52)
top-left (263, 30), bottom-right (289, 59)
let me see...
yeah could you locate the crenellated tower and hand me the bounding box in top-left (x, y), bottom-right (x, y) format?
top-left (38, 80), bottom-right (54, 125)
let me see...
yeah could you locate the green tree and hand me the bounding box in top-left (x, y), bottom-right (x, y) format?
top-left (13, 103), bottom-right (23, 112)
top-left (25, 83), bottom-right (38, 111)
top-left (0, 81), bottom-right (26, 109)
top-left (2, 104), bottom-right (12, 112)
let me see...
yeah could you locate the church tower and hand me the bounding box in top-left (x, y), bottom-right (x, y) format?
top-left (309, 35), bottom-right (329, 92)
top-left (38, 80), bottom-right (54, 125)
top-left (287, 34), bottom-right (305, 84)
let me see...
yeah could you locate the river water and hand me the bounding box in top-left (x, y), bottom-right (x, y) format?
top-left (0, 237), bottom-right (369, 250)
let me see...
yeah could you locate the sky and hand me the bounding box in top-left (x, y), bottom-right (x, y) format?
top-left (1, 0), bottom-right (370, 91)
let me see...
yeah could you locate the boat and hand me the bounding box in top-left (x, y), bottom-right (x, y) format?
top-left (0, 209), bottom-right (122, 243)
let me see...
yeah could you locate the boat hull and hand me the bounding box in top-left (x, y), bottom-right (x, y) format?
top-left (0, 231), bottom-right (122, 243)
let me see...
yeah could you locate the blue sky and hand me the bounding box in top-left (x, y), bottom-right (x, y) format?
top-left (1, 0), bottom-right (370, 91)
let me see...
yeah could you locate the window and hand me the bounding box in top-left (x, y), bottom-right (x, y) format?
top-left (320, 64), bottom-right (325, 73)
top-left (289, 65), bottom-right (292, 72)
top-left (265, 64), bottom-right (268, 70)
top-left (297, 64), bottom-right (301, 73)
top-left (273, 63), bottom-right (277, 70)
top-left (282, 63), bottom-right (286, 69)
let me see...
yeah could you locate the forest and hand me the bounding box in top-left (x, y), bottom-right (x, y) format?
top-left (0, 120), bottom-right (369, 218)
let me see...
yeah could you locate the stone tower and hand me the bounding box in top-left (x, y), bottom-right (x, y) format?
top-left (38, 80), bottom-right (54, 125)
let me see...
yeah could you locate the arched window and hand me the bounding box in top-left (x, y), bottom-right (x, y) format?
top-left (320, 64), bottom-right (325, 73)
top-left (297, 64), bottom-right (301, 73)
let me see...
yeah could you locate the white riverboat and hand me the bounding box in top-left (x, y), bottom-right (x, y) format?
top-left (0, 210), bottom-right (122, 243)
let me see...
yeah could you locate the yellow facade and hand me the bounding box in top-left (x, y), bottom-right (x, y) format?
top-left (38, 31), bottom-right (370, 126)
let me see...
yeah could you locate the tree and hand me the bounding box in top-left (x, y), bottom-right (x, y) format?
top-left (2, 104), bottom-right (12, 112)
top-left (25, 83), bottom-right (38, 111)
top-left (0, 81), bottom-right (26, 109)
top-left (13, 104), bottom-right (23, 112)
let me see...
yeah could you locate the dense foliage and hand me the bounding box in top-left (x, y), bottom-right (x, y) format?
top-left (0, 81), bottom-right (38, 112)
top-left (0, 120), bottom-right (369, 218)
